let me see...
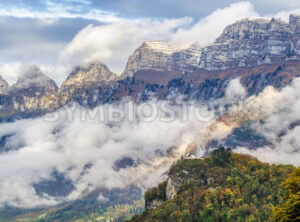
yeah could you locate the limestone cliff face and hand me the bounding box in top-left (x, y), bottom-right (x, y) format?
top-left (123, 41), bottom-right (177, 77)
top-left (123, 15), bottom-right (300, 76)
top-left (199, 16), bottom-right (299, 71)
top-left (122, 41), bottom-right (202, 77)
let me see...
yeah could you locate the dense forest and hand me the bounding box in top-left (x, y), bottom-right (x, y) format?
top-left (130, 148), bottom-right (299, 222)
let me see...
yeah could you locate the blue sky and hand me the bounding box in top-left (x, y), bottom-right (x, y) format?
top-left (1, 0), bottom-right (300, 19)
top-left (1, 0), bottom-right (300, 84)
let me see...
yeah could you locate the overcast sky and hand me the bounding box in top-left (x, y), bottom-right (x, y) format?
top-left (1, 0), bottom-right (300, 85)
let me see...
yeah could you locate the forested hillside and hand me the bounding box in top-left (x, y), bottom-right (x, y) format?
top-left (130, 148), bottom-right (297, 222)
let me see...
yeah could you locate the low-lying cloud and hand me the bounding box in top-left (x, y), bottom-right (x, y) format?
top-left (0, 100), bottom-right (217, 208)
top-left (234, 78), bottom-right (300, 166)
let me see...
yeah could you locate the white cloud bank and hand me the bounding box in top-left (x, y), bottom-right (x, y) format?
top-left (0, 100), bottom-right (217, 208)
top-left (231, 78), bottom-right (300, 166)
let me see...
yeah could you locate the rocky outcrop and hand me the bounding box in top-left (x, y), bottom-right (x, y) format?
top-left (166, 177), bottom-right (181, 200)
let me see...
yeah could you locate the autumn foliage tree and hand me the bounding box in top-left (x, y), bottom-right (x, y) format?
top-left (273, 167), bottom-right (300, 222)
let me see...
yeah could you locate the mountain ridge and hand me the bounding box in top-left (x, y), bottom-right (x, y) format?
top-left (1, 14), bottom-right (300, 120)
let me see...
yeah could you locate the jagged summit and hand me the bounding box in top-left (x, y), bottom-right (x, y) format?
top-left (58, 60), bottom-right (118, 105)
top-left (61, 60), bottom-right (117, 89)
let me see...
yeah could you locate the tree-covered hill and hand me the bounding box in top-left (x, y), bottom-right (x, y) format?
top-left (130, 148), bottom-right (297, 222)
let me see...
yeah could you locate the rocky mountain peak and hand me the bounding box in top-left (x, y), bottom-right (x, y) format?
top-left (9, 65), bottom-right (58, 95)
top-left (215, 17), bottom-right (291, 43)
top-left (198, 14), bottom-right (300, 70)
top-left (122, 40), bottom-right (203, 77)
top-left (61, 61), bottom-right (117, 89)
top-left (122, 41), bottom-right (176, 77)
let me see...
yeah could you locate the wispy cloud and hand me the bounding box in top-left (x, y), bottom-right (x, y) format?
top-left (0, 1), bottom-right (119, 23)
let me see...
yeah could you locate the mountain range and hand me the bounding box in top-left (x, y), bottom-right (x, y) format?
top-left (1, 14), bottom-right (300, 121)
